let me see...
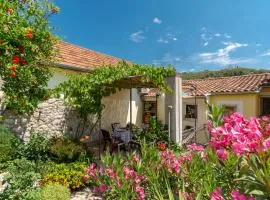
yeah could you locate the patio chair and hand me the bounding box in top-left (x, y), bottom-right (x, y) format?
top-left (101, 129), bottom-right (125, 153)
top-left (127, 140), bottom-right (141, 152)
top-left (111, 122), bottom-right (120, 130)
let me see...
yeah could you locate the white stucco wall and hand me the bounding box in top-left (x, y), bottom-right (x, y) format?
top-left (47, 70), bottom-right (69, 89)
top-left (157, 93), bottom-right (166, 124)
top-left (101, 89), bottom-right (143, 132)
top-left (182, 97), bottom-right (207, 130)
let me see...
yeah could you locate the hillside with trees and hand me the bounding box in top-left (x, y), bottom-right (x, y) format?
top-left (181, 67), bottom-right (270, 80)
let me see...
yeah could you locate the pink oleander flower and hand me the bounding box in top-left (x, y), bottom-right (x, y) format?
top-left (93, 184), bottom-right (107, 193)
top-left (210, 113), bottom-right (270, 156)
top-left (117, 179), bottom-right (122, 187)
top-left (106, 168), bottom-right (115, 178)
top-left (134, 175), bottom-right (143, 183)
top-left (210, 187), bottom-right (223, 200)
top-left (161, 150), bottom-right (182, 174)
top-left (123, 166), bottom-right (136, 180)
top-left (263, 137), bottom-right (270, 151)
top-left (216, 149), bottom-right (228, 160)
top-left (187, 143), bottom-right (204, 152)
top-left (180, 153), bottom-right (193, 162)
top-left (181, 192), bottom-right (193, 200)
top-left (98, 167), bottom-right (104, 175)
top-left (88, 162), bottom-right (97, 170)
top-left (200, 151), bottom-right (208, 160)
top-left (135, 185), bottom-right (145, 199)
top-left (82, 174), bottom-right (89, 182)
top-left (231, 190), bottom-right (255, 200)
top-left (262, 116), bottom-right (269, 121)
top-left (133, 153), bottom-right (140, 162)
top-left (87, 164), bottom-right (97, 180)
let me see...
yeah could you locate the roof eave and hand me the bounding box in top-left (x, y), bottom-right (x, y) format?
top-left (56, 63), bottom-right (93, 72)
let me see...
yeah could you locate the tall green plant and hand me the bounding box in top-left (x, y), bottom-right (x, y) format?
top-left (207, 104), bottom-right (225, 128)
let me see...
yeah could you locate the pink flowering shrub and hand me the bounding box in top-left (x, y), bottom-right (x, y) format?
top-left (210, 187), bottom-right (223, 200)
top-left (210, 113), bottom-right (270, 155)
top-left (81, 115), bottom-right (270, 199)
top-left (210, 112), bottom-right (270, 198)
top-left (83, 156), bottom-right (146, 200)
top-left (231, 190), bottom-right (255, 200)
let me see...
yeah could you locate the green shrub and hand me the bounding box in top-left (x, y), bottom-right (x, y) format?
top-left (42, 162), bottom-right (87, 190)
top-left (20, 188), bottom-right (42, 200)
top-left (50, 137), bottom-right (92, 163)
top-left (0, 158), bottom-right (42, 200)
top-left (22, 132), bottom-right (51, 161)
top-left (40, 184), bottom-right (70, 200)
top-left (0, 125), bottom-right (21, 163)
top-left (137, 117), bottom-right (169, 144)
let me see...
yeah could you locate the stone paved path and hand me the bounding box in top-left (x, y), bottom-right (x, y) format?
top-left (71, 187), bottom-right (102, 200)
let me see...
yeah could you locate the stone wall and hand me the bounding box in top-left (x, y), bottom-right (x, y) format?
top-left (1, 98), bottom-right (99, 141)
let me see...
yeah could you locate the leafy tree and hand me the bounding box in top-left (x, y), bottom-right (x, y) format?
top-left (0, 0), bottom-right (59, 113)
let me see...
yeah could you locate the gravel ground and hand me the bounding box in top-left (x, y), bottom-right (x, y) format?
top-left (71, 187), bottom-right (102, 200)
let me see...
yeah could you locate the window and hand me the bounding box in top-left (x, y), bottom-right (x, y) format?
top-left (185, 105), bottom-right (197, 119)
top-left (224, 105), bottom-right (237, 116)
top-left (261, 98), bottom-right (270, 116)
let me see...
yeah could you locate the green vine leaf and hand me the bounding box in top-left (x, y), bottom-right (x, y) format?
top-left (55, 62), bottom-right (176, 120)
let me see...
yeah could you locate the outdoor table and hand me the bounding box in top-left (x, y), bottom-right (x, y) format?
top-left (112, 128), bottom-right (132, 152)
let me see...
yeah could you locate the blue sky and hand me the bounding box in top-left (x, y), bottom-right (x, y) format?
top-left (51, 0), bottom-right (270, 72)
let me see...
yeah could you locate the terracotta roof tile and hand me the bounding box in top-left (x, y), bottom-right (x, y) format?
top-left (55, 41), bottom-right (124, 70)
top-left (182, 73), bottom-right (270, 96)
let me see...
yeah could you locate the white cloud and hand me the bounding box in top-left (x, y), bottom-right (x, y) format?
top-left (261, 50), bottom-right (270, 56)
top-left (153, 17), bottom-right (162, 24)
top-left (130, 31), bottom-right (146, 43)
top-left (203, 42), bottom-right (209, 47)
top-left (200, 28), bottom-right (212, 47)
top-left (200, 27), bottom-right (232, 47)
top-left (166, 33), bottom-right (177, 41)
top-left (195, 42), bottom-right (251, 66)
top-left (256, 43), bottom-right (262, 47)
top-left (153, 53), bottom-right (181, 66)
top-left (201, 27), bottom-right (207, 32)
top-left (224, 33), bottom-right (231, 39)
top-left (157, 32), bottom-right (178, 44)
top-left (157, 38), bottom-right (169, 44)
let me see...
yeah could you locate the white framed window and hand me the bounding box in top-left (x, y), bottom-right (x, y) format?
top-left (217, 100), bottom-right (243, 115)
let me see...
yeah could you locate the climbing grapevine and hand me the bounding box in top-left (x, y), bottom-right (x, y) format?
top-left (0, 0), bottom-right (59, 113)
top-left (56, 62), bottom-right (176, 120)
